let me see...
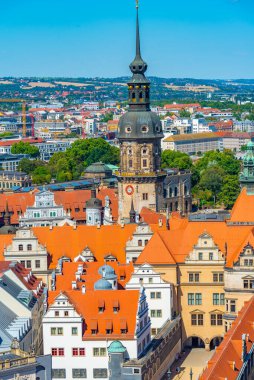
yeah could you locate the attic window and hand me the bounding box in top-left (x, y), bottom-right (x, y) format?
top-left (125, 126), bottom-right (132, 133)
top-left (141, 126), bottom-right (148, 133)
top-left (113, 300), bottom-right (119, 313)
top-left (106, 320), bottom-right (113, 334)
top-left (98, 300), bottom-right (105, 313)
top-left (120, 319), bottom-right (127, 334)
top-left (91, 319), bottom-right (98, 334)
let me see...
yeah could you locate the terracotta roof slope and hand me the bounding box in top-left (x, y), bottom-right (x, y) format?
top-left (229, 188), bottom-right (254, 223)
top-left (140, 207), bottom-right (166, 224)
top-left (136, 232), bottom-right (176, 265)
top-left (200, 296), bottom-right (254, 380)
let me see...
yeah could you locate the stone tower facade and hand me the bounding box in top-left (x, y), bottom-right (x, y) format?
top-left (117, 2), bottom-right (165, 220)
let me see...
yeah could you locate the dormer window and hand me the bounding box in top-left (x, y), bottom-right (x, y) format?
top-left (113, 300), bottom-right (119, 313)
top-left (125, 126), bottom-right (132, 133)
top-left (120, 319), bottom-right (127, 334)
top-left (105, 320), bottom-right (112, 334)
top-left (198, 252), bottom-right (203, 260)
top-left (91, 320), bottom-right (98, 334)
top-left (18, 244), bottom-right (23, 251)
top-left (141, 126), bottom-right (148, 133)
top-left (98, 300), bottom-right (105, 313)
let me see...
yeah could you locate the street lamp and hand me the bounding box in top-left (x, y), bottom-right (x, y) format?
top-left (167, 369), bottom-right (172, 380)
top-left (190, 368), bottom-right (193, 380)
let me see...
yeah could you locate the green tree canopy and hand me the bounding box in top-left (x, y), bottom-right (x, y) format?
top-left (11, 141), bottom-right (40, 158)
top-left (161, 150), bottom-right (193, 170)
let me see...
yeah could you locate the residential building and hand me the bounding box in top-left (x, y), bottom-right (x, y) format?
top-left (43, 284), bottom-right (151, 379)
top-left (0, 340), bottom-right (52, 380)
top-left (83, 101), bottom-right (100, 110)
top-left (19, 189), bottom-right (74, 227)
top-left (4, 228), bottom-right (50, 287)
top-left (36, 140), bottom-right (74, 161)
top-left (234, 120), bottom-right (254, 133)
top-left (126, 263), bottom-right (173, 336)
top-left (0, 154), bottom-right (30, 171)
top-left (216, 131), bottom-right (251, 151)
top-left (172, 118), bottom-right (192, 134)
top-left (162, 132), bottom-right (220, 154)
top-left (84, 118), bottom-right (97, 135)
top-left (0, 261), bottom-right (45, 355)
top-left (192, 118), bottom-right (209, 134)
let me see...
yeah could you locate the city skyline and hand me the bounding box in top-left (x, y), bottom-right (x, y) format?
top-left (0, 0), bottom-right (254, 79)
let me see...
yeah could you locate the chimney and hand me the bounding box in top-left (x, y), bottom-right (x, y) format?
top-left (73, 223), bottom-right (77, 230)
top-left (82, 285), bottom-right (86, 294)
top-left (75, 272), bottom-right (81, 281)
top-left (49, 225), bottom-right (53, 230)
top-left (228, 361), bottom-right (236, 371)
top-left (77, 264), bottom-right (83, 275)
top-left (97, 222), bottom-right (101, 229)
top-left (72, 281), bottom-right (77, 290)
top-left (158, 218), bottom-right (163, 227)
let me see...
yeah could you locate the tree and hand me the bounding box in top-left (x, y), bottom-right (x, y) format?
top-left (11, 141), bottom-right (40, 158)
top-left (219, 175), bottom-right (240, 209)
top-left (18, 158), bottom-right (46, 174)
top-left (199, 166), bottom-right (225, 202)
top-left (179, 109), bottom-right (191, 118)
top-left (32, 167), bottom-right (51, 184)
top-left (161, 150), bottom-right (193, 170)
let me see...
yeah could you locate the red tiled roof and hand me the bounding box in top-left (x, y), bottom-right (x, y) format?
top-left (0, 138), bottom-right (44, 147)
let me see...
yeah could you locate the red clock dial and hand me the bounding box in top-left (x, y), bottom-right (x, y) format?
top-left (125, 185), bottom-right (134, 196)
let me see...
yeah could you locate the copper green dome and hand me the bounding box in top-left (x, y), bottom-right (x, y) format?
top-left (108, 340), bottom-right (126, 354)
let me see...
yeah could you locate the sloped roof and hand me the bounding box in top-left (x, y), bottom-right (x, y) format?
top-left (140, 207), bottom-right (166, 224)
top-left (0, 188), bottom-right (118, 224)
top-left (55, 261), bottom-right (134, 291)
top-left (32, 225), bottom-right (137, 268)
top-left (200, 296), bottom-right (254, 380)
top-left (136, 232), bottom-right (176, 265)
top-left (48, 289), bottom-right (140, 340)
top-left (230, 188), bottom-right (254, 223)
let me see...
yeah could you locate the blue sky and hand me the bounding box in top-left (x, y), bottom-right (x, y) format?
top-left (0, 0), bottom-right (254, 78)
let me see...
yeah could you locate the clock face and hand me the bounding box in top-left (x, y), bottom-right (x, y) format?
top-left (125, 185), bottom-right (134, 196)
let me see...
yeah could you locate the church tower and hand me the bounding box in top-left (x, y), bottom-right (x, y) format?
top-left (117, 1), bottom-right (165, 220)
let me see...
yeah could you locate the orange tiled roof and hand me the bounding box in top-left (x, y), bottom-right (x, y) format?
top-left (0, 188), bottom-right (118, 224)
top-left (55, 261), bottom-right (134, 291)
top-left (48, 289), bottom-right (140, 340)
top-left (32, 225), bottom-right (137, 268)
top-left (140, 207), bottom-right (166, 224)
top-left (136, 219), bottom-right (254, 266)
top-left (200, 296), bottom-right (254, 380)
top-left (0, 235), bottom-right (16, 261)
top-left (229, 188), bottom-right (254, 223)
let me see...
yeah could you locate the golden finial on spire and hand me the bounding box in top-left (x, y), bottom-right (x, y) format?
top-left (136, 0), bottom-right (139, 9)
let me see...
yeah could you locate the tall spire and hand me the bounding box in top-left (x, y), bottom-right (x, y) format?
top-left (135, 0), bottom-right (141, 59)
top-left (130, 0), bottom-right (148, 76)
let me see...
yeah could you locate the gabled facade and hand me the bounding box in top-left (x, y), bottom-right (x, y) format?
top-left (19, 190), bottom-right (74, 227)
top-left (43, 288), bottom-right (151, 380)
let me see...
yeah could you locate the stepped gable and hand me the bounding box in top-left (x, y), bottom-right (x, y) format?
top-left (200, 296), bottom-right (254, 380)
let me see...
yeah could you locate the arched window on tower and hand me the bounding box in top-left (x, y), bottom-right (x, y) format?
top-left (132, 93), bottom-right (136, 102)
top-left (142, 148), bottom-right (147, 155)
top-left (174, 187), bottom-right (178, 197)
top-left (184, 185), bottom-right (188, 196)
top-left (129, 160), bottom-right (133, 168)
top-left (169, 187), bottom-right (173, 197)
top-left (139, 92), bottom-right (143, 102)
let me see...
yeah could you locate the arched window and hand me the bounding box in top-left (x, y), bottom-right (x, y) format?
top-left (145, 240), bottom-right (149, 246)
top-left (138, 240), bottom-right (142, 247)
top-left (142, 148), bottom-right (147, 155)
top-left (184, 185), bottom-right (188, 195)
top-left (141, 126), bottom-right (148, 133)
top-left (129, 160), bottom-right (133, 168)
top-left (27, 244), bottom-right (32, 251)
top-left (169, 188), bottom-right (173, 197)
top-left (174, 187), bottom-right (178, 197)
top-left (18, 244), bottom-right (23, 251)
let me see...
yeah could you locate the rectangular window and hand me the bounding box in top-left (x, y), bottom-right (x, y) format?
top-left (72, 348), bottom-right (79, 356)
top-left (52, 369), bottom-right (66, 379)
top-left (26, 260), bottom-right (31, 269)
top-left (243, 279), bottom-right (254, 289)
top-left (195, 293), bottom-right (202, 305)
top-left (230, 300), bottom-right (236, 313)
top-left (64, 311), bottom-right (69, 317)
top-left (57, 328), bottom-right (63, 335)
top-left (142, 193), bottom-right (148, 201)
top-left (191, 314), bottom-right (203, 326)
top-left (72, 369), bottom-right (87, 378)
top-left (72, 327), bottom-right (78, 335)
top-left (51, 328), bottom-right (56, 336)
top-left (151, 310), bottom-right (162, 318)
top-left (93, 369), bottom-right (108, 378)
top-left (58, 348), bottom-right (64, 356)
top-left (213, 273), bottom-right (224, 283)
top-left (150, 292), bottom-right (161, 299)
top-left (188, 293), bottom-right (194, 305)
top-left (52, 348), bottom-right (58, 356)
top-left (93, 348), bottom-right (106, 357)
top-left (189, 273), bottom-right (200, 283)
top-left (142, 159), bottom-right (148, 168)
top-left (209, 252), bottom-right (213, 260)
top-left (211, 314), bottom-right (223, 326)
top-left (198, 252), bottom-right (203, 261)
top-left (35, 260), bottom-right (40, 268)
top-left (55, 311), bottom-right (59, 317)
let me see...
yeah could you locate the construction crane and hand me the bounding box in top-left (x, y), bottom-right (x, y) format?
top-left (0, 99), bottom-right (27, 137)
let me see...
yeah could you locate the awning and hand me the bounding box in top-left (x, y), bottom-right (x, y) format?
top-left (113, 299), bottom-right (119, 308)
top-left (98, 299), bottom-right (105, 308)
